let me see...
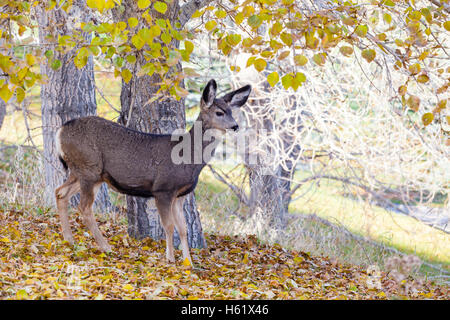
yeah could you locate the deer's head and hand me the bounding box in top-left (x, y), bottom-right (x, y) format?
top-left (199, 79), bottom-right (251, 132)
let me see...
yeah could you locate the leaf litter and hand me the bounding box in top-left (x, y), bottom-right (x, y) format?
top-left (0, 209), bottom-right (448, 300)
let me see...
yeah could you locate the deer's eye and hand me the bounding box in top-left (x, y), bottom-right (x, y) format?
top-left (216, 111), bottom-right (224, 117)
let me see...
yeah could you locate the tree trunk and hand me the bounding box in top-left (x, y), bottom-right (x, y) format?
top-left (36, 1), bottom-right (111, 211)
top-left (0, 101), bottom-right (5, 130)
top-left (113, 1), bottom-right (206, 248)
top-left (246, 86), bottom-right (302, 228)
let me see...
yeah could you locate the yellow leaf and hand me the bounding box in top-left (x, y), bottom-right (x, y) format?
top-left (0, 237), bottom-right (10, 243)
top-left (16, 87), bottom-right (25, 103)
top-left (128, 17), bottom-right (139, 28)
top-left (294, 55), bottom-right (308, 66)
top-left (361, 49), bottom-right (376, 63)
top-left (121, 69), bottom-right (132, 83)
top-left (182, 257), bottom-right (192, 267)
top-left (179, 288), bottom-right (188, 296)
top-left (205, 20), bottom-right (217, 31)
top-left (406, 95), bottom-right (420, 112)
top-left (277, 50), bottom-right (290, 60)
top-left (417, 74), bottom-right (429, 83)
top-left (154, 1), bottom-right (168, 14)
top-left (131, 34), bottom-right (145, 49)
top-left (137, 0), bottom-right (150, 9)
top-left (312, 53), bottom-right (326, 66)
top-left (267, 71), bottom-right (279, 87)
top-left (340, 46), bottom-right (353, 57)
top-left (294, 256), bottom-right (304, 264)
top-left (253, 58), bottom-right (267, 72)
top-left (422, 112), bottom-right (434, 126)
top-left (409, 63), bottom-right (421, 75)
top-left (215, 9), bottom-right (227, 19)
top-left (16, 289), bottom-right (28, 300)
top-left (0, 85), bottom-right (12, 103)
top-left (398, 85), bottom-right (407, 96)
top-left (444, 21), bottom-right (450, 32)
top-left (25, 54), bottom-right (36, 66)
top-left (242, 253), bottom-right (249, 264)
top-left (122, 284), bottom-right (134, 291)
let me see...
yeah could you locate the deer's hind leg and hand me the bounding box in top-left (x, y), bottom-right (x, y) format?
top-left (79, 180), bottom-right (111, 252)
top-left (55, 173), bottom-right (80, 244)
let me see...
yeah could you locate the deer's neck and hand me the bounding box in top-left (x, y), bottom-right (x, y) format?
top-left (186, 117), bottom-right (220, 170)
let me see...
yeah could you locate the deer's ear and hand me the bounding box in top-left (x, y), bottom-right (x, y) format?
top-left (201, 79), bottom-right (217, 109)
top-left (222, 85), bottom-right (252, 108)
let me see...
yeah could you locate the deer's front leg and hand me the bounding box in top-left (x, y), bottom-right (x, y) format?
top-left (172, 195), bottom-right (192, 265)
top-left (155, 194), bottom-right (176, 263)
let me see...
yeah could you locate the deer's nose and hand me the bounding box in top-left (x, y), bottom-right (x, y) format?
top-left (232, 125), bottom-right (239, 132)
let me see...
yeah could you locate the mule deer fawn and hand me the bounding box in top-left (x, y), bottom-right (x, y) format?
top-left (54, 79), bottom-right (251, 264)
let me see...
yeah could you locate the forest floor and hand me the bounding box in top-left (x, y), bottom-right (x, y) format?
top-left (0, 207), bottom-right (448, 300)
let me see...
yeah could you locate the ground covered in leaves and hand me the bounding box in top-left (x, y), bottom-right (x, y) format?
top-left (0, 209), bottom-right (448, 300)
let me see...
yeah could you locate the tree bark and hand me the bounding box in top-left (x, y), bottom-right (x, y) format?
top-left (246, 87), bottom-right (303, 228)
top-left (113, 0), bottom-right (206, 248)
top-left (36, 0), bottom-right (111, 211)
top-left (0, 101), bottom-right (5, 130)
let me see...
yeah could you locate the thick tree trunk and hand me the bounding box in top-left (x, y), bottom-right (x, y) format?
top-left (247, 103), bottom-right (302, 227)
top-left (113, 1), bottom-right (206, 248)
top-left (247, 86), bottom-right (300, 228)
top-left (36, 1), bottom-right (111, 211)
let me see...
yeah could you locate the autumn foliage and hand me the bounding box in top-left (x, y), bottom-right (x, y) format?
top-left (0, 209), bottom-right (447, 300)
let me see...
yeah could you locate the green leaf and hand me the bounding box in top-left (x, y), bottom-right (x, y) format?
top-left (154, 1), bottom-right (168, 14)
top-left (248, 15), bottom-right (262, 29)
top-left (267, 71), bottom-right (279, 87)
top-left (127, 54), bottom-right (136, 64)
top-left (51, 59), bottom-right (62, 70)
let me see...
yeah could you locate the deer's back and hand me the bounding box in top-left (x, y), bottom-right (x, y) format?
top-left (57, 116), bottom-right (195, 197)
